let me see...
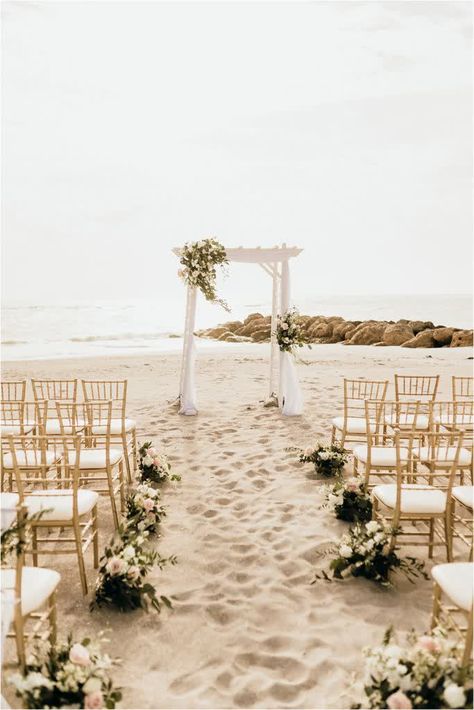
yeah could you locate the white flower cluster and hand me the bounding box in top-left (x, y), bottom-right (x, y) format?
top-left (362, 628), bottom-right (472, 709)
top-left (103, 532), bottom-right (149, 586)
top-left (127, 483), bottom-right (165, 532)
top-left (322, 477), bottom-right (365, 510)
top-left (338, 519), bottom-right (388, 561)
top-left (178, 238), bottom-right (229, 309)
top-left (10, 639), bottom-right (117, 709)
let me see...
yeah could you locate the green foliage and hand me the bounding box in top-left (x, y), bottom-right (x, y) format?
top-left (275, 308), bottom-right (310, 354)
top-left (179, 238), bottom-right (229, 311)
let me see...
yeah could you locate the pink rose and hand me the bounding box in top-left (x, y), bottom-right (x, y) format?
top-left (127, 565), bottom-right (140, 581)
top-left (143, 498), bottom-right (155, 512)
top-left (85, 691), bottom-right (104, 709)
top-left (69, 643), bottom-right (90, 666)
top-left (304, 447), bottom-right (313, 457)
top-left (148, 447), bottom-right (157, 457)
top-left (153, 457), bottom-right (161, 467)
top-left (346, 478), bottom-right (360, 492)
top-left (416, 635), bottom-right (440, 654)
top-left (387, 691), bottom-right (412, 709)
top-left (106, 556), bottom-right (125, 576)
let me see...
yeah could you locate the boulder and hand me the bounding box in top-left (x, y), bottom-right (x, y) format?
top-left (383, 323), bottom-right (414, 346)
top-left (220, 333), bottom-right (252, 343)
top-left (450, 330), bottom-right (474, 348)
top-left (401, 330), bottom-right (435, 348)
top-left (236, 318), bottom-right (267, 337)
top-left (243, 312), bottom-right (264, 325)
top-left (333, 321), bottom-right (355, 340)
top-left (206, 326), bottom-right (230, 339)
top-left (221, 320), bottom-right (244, 333)
top-left (432, 327), bottom-right (456, 347)
top-left (310, 322), bottom-right (333, 339)
top-left (348, 323), bottom-right (386, 345)
top-left (251, 327), bottom-right (271, 342)
top-left (409, 320), bottom-right (435, 334)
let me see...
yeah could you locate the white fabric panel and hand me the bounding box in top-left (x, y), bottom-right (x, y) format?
top-left (180, 286), bottom-right (198, 415)
top-left (373, 484), bottom-right (447, 514)
top-left (1, 494), bottom-right (20, 531)
top-left (452, 486), bottom-right (474, 509)
top-left (25, 489), bottom-right (99, 520)
top-left (1, 567), bottom-right (61, 616)
top-left (431, 563), bottom-right (474, 611)
top-left (281, 352), bottom-right (303, 416)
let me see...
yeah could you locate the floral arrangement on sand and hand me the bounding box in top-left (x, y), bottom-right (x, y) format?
top-left (178, 237), bottom-right (229, 310)
top-left (353, 626), bottom-right (473, 709)
top-left (313, 520), bottom-right (427, 587)
top-left (321, 477), bottom-right (372, 522)
top-left (9, 635), bottom-right (121, 709)
top-left (138, 442), bottom-right (180, 484)
top-left (290, 442), bottom-right (348, 477)
top-left (1, 508), bottom-right (45, 562)
top-left (275, 308), bottom-right (309, 354)
top-left (91, 524), bottom-right (177, 613)
top-left (125, 483), bottom-right (166, 534)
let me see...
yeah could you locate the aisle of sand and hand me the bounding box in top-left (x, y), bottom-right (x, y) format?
top-left (2, 344), bottom-right (472, 709)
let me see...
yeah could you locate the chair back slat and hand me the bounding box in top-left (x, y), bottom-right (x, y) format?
top-left (394, 374), bottom-right (439, 401)
top-left (0, 381), bottom-right (26, 402)
top-left (452, 376), bottom-right (473, 401)
top-left (31, 379), bottom-right (78, 402)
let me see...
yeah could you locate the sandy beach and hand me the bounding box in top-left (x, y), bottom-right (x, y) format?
top-left (2, 343), bottom-right (473, 709)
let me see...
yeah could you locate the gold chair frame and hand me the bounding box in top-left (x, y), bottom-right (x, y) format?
top-left (431, 576), bottom-right (473, 666)
top-left (394, 374), bottom-right (439, 402)
top-left (1, 380), bottom-right (27, 402)
top-left (330, 378), bottom-right (388, 448)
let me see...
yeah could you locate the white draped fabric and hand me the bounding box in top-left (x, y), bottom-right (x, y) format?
top-left (174, 244), bottom-right (303, 416)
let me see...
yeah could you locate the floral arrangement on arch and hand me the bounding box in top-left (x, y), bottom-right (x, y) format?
top-left (354, 626), bottom-right (473, 709)
top-left (9, 635), bottom-right (121, 709)
top-left (313, 520), bottom-right (427, 587)
top-left (275, 308), bottom-right (309, 355)
top-left (138, 442), bottom-right (180, 485)
top-left (91, 524), bottom-right (177, 613)
top-left (321, 476), bottom-right (372, 522)
top-left (290, 442), bottom-right (348, 477)
top-left (126, 483), bottom-right (166, 534)
top-left (178, 237), bottom-right (230, 311)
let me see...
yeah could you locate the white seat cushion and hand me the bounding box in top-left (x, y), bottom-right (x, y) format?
top-left (435, 415), bottom-right (474, 429)
top-left (384, 414), bottom-right (429, 430)
top-left (68, 448), bottom-right (123, 469)
top-left (417, 446), bottom-right (472, 466)
top-left (91, 418), bottom-right (136, 435)
top-left (1, 567), bottom-right (61, 616)
top-left (25, 489), bottom-right (99, 521)
top-left (331, 417), bottom-right (367, 434)
top-left (2, 450), bottom-right (61, 469)
top-left (1, 424), bottom-right (35, 436)
top-left (452, 486), bottom-right (474, 510)
top-left (431, 563), bottom-right (474, 611)
top-left (353, 445), bottom-right (408, 467)
top-left (45, 418), bottom-right (85, 435)
top-left (373, 483), bottom-right (447, 514)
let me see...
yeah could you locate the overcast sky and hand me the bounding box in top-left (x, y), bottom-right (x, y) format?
top-left (2, 0), bottom-right (472, 307)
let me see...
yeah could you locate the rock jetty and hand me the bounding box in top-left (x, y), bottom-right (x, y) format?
top-left (196, 313), bottom-right (473, 348)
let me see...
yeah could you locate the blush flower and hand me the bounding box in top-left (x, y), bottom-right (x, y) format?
top-left (106, 557), bottom-right (125, 576)
top-left (84, 690), bottom-right (104, 709)
top-left (387, 691), bottom-right (412, 709)
top-left (69, 643), bottom-right (90, 666)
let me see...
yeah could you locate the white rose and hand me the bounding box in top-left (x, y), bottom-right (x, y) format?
top-left (443, 684), bottom-right (466, 708)
top-left (122, 545), bottom-right (135, 561)
top-left (281, 323), bottom-right (288, 330)
top-left (339, 544), bottom-right (352, 558)
top-left (143, 455), bottom-right (153, 467)
top-left (83, 676), bottom-right (103, 694)
top-left (319, 451), bottom-right (330, 461)
top-left (366, 520), bottom-right (380, 534)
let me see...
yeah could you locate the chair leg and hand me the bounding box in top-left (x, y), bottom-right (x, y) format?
top-left (444, 512), bottom-right (453, 562)
top-left (13, 618), bottom-right (26, 673)
top-left (132, 428), bottom-right (137, 473)
top-left (31, 526), bottom-right (38, 566)
top-left (107, 467), bottom-right (120, 530)
top-left (48, 591), bottom-right (57, 645)
top-left (122, 432), bottom-right (132, 485)
top-left (462, 608), bottom-right (473, 666)
top-left (73, 522), bottom-right (88, 596)
top-left (118, 461), bottom-right (126, 513)
top-left (92, 505), bottom-right (99, 569)
top-left (431, 581), bottom-right (441, 630)
top-left (331, 426), bottom-right (336, 445)
top-left (428, 519), bottom-right (434, 559)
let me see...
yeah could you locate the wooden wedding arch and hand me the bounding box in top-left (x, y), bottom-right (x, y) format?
top-left (173, 244), bottom-right (302, 415)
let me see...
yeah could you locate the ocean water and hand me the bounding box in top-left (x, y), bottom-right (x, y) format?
top-left (1, 294), bottom-right (472, 361)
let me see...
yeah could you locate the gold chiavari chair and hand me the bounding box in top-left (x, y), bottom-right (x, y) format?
top-left (354, 400), bottom-right (420, 488)
top-left (330, 378), bottom-right (388, 449)
top-left (372, 430), bottom-right (464, 560)
top-left (429, 401), bottom-right (473, 484)
top-left (431, 562), bottom-right (473, 666)
top-left (450, 486), bottom-right (473, 560)
top-left (81, 379), bottom-right (137, 483)
top-left (56, 401), bottom-right (126, 530)
top-left (1, 401), bottom-right (51, 491)
top-left (31, 379), bottom-right (79, 435)
top-left (1, 500), bottom-right (60, 670)
top-left (7, 434), bottom-right (99, 596)
top-left (452, 376), bottom-right (474, 402)
top-left (394, 374), bottom-right (439, 402)
top-left (1, 380), bottom-right (27, 402)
